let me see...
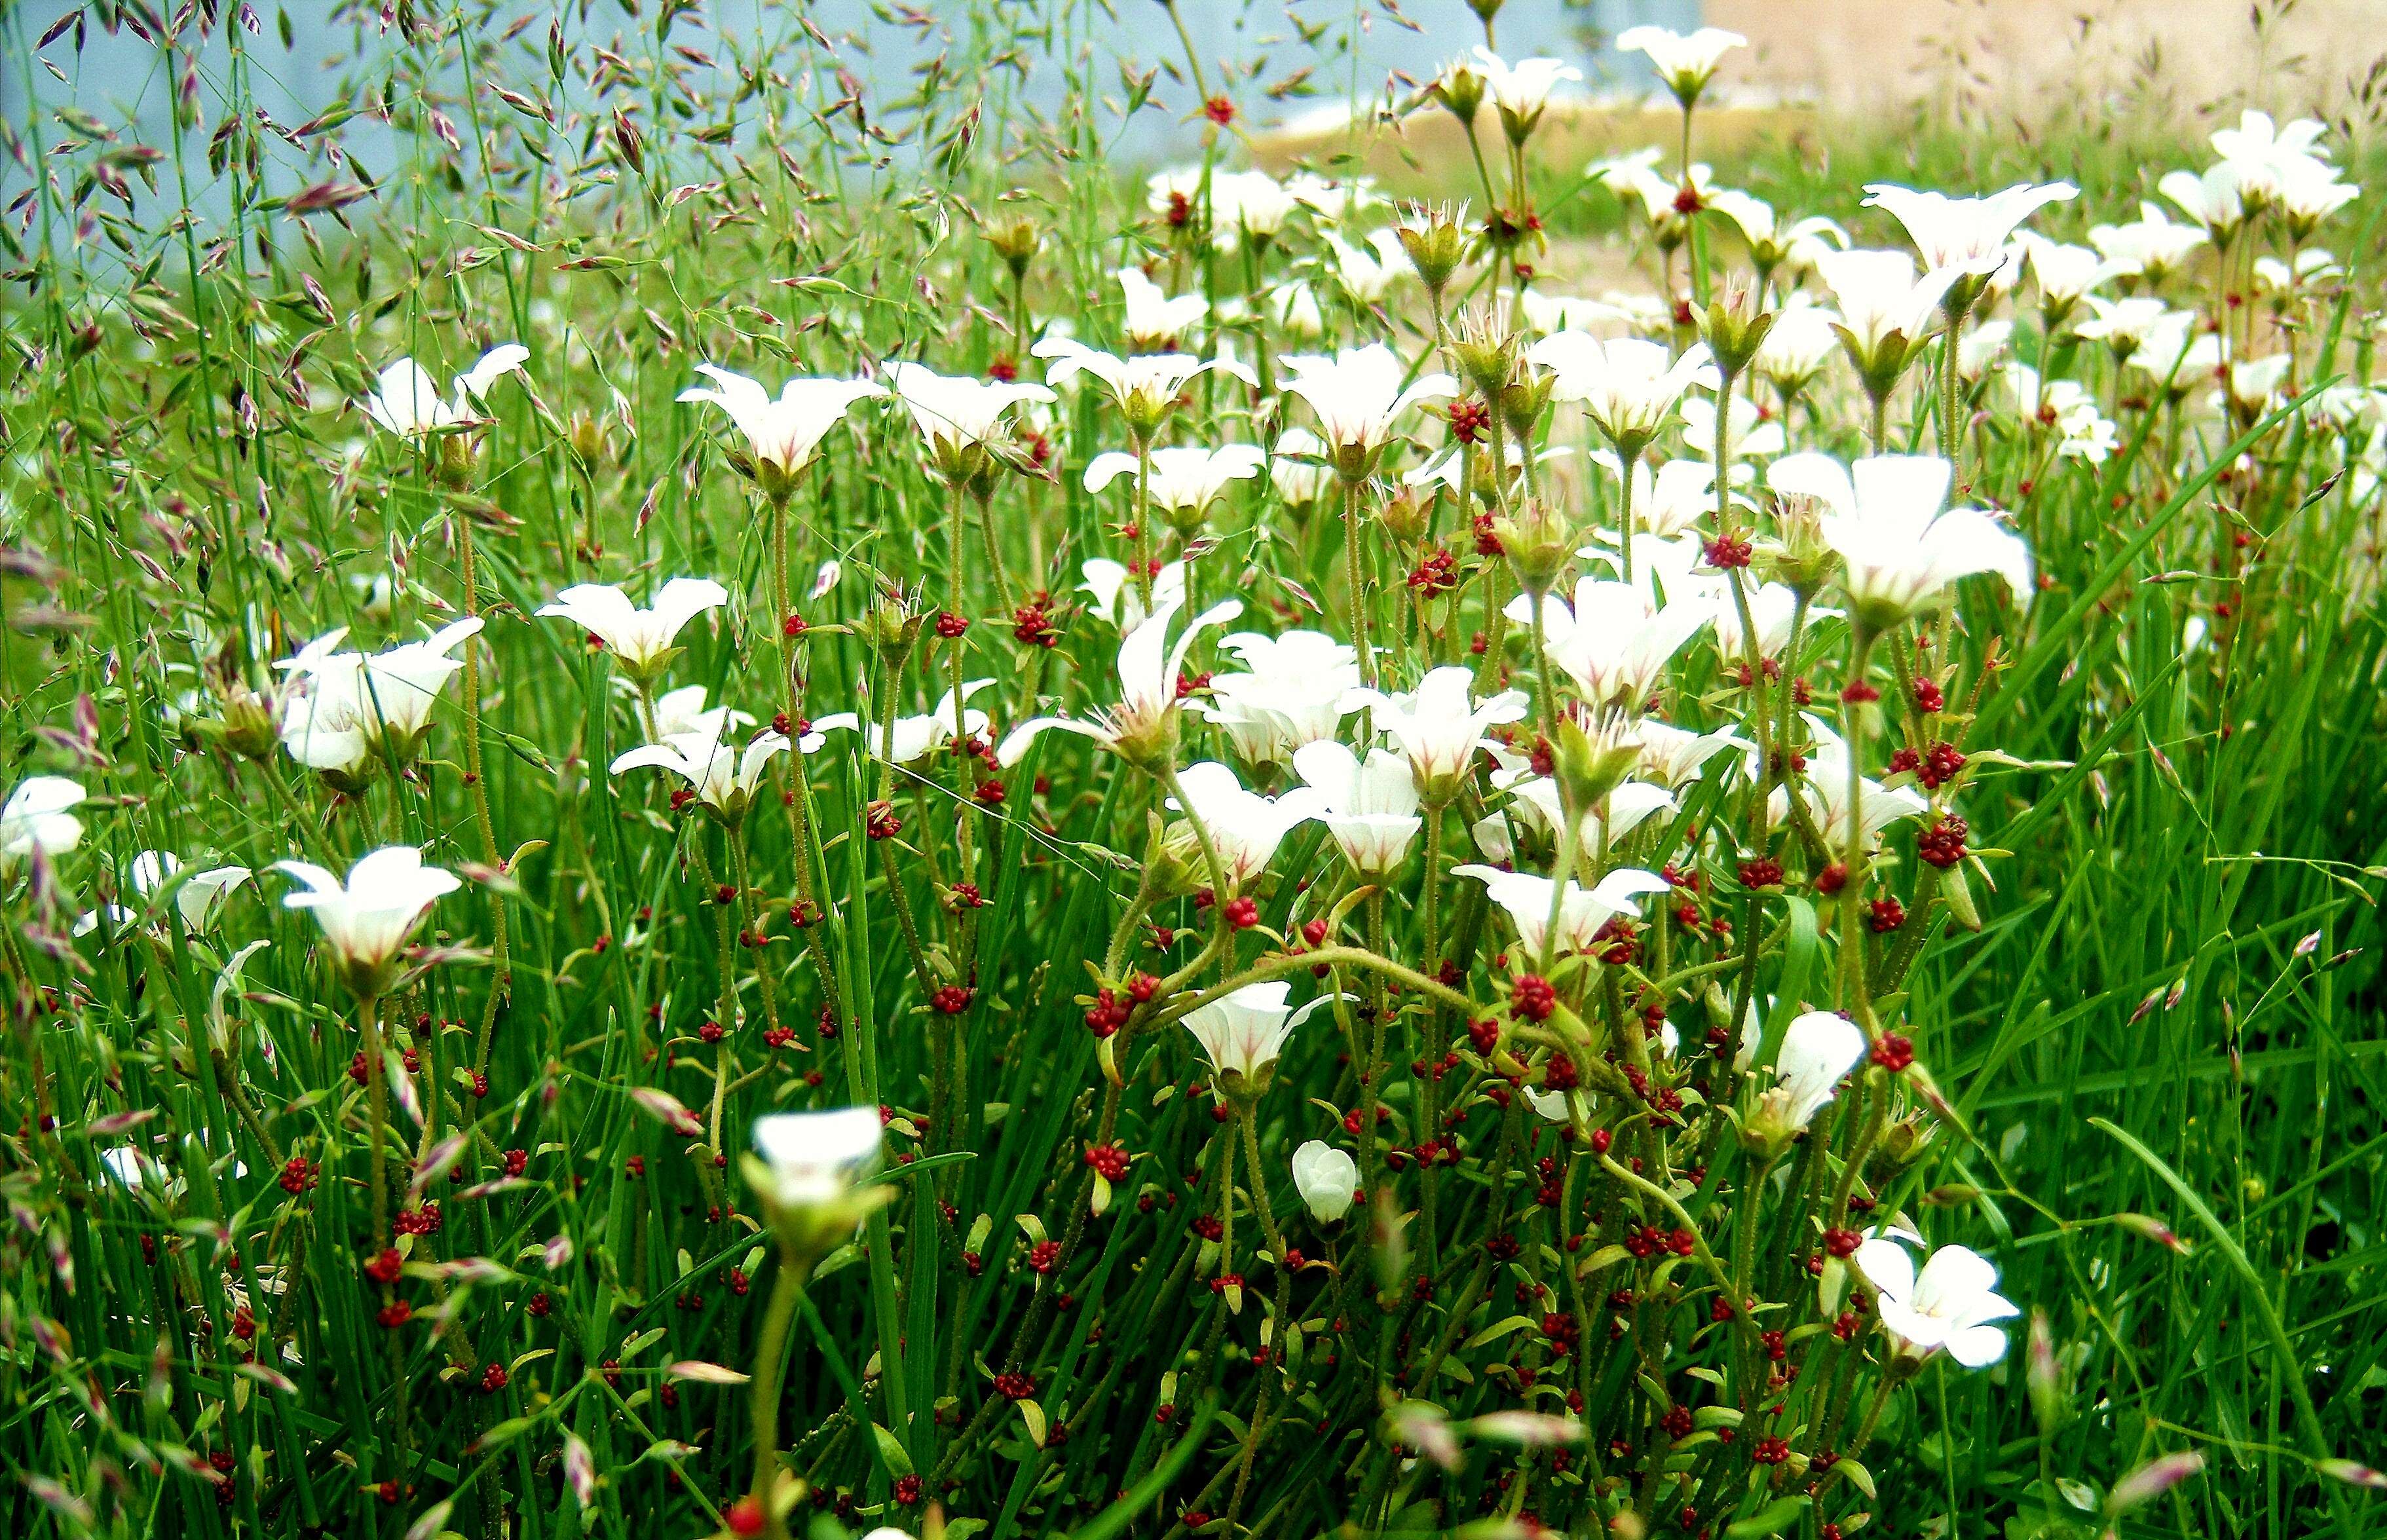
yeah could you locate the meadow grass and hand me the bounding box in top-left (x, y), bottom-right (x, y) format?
top-left (1, 5), bottom-right (2384, 1540)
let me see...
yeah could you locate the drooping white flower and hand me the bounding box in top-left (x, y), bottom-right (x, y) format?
top-left (1613, 24), bottom-right (1745, 106)
top-left (1078, 557), bottom-right (1188, 632)
top-left (1775, 453), bottom-right (2031, 626)
top-left (1165, 761), bottom-right (1324, 892)
top-left (1854, 1235), bottom-right (2020, 1368)
top-left (1292, 741), bottom-right (1422, 875)
top-left (1862, 181), bottom-right (2078, 284)
top-left (1708, 578), bottom-right (1820, 665)
top-left (1290, 1140), bottom-right (1359, 1222)
top-left (884, 361), bottom-right (1055, 467)
top-left (813, 680), bottom-right (995, 765)
top-left (538, 578), bottom-right (729, 679)
top-left (1529, 334), bottom-right (1718, 457)
top-left (1279, 344), bottom-right (1457, 478)
top-left (1116, 267), bottom-right (1209, 350)
top-left (1958, 318), bottom-right (2015, 382)
top-left (0, 775), bottom-right (86, 869)
top-left (1182, 981), bottom-right (1340, 1091)
top-left (1506, 577), bottom-right (1711, 711)
top-left (1199, 630), bottom-right (1363, 768)
top-left (998, 595), bottom-right (1243, 770)
top-left (609, 722), bottom-right (792, 822)
top-left (273, 845), bottom-right (460, 995)
top-left (79, 850), bottom-right (250, 937)
top-left (675, 365), bottom-right (884, 487)
top-left (362, 344), bottom-right (529, 438)
top-left (1349, 665), bottom-right (1531, 802)
top-left (1453, 863), bottom-right (1672, 960)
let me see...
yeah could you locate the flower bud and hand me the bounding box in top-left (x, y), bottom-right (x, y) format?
top-left (983, 210), bottom-right (1042, 280)
top-left (1757, 491), bottom-right (1837, 597)
top-left (1377, 487), bottom-right (1429, 547)
top-left (1498, 367), bottom-right (1554, 442)
top-left (216, 682), bottom-right (282, 761)
top-left (1449, 302), bottom-right (1518, 400)
top-left (1395, 203), bottom-right (1469, 298)
top-left (1291, 1139), bottom-right (1359, 1222)
top-left (1429, 61), bottom-right (1485, 128)
top-left (855, 588), bottom-right (924, 667)
top-left (1492, 497), bottom-right (1571, 596)
top-left (1698, 285), bottom-right (1776, 379)
top-left (1551, 707), bottom-right (1642, 814)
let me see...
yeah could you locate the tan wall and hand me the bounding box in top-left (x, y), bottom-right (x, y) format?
top-left (1704, 0), bottom-right (2383, 117)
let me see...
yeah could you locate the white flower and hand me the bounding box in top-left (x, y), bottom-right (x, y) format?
top-left (1212, 168), bottom-right (1298, 240)
top-left (0, 775), bottom-right (86, 869)
top-left (1117, 267), bottom-right (1209, 348)
top-left (1959, 318), bottom-right (2014, 381)
top-left (2274, 158), bottom-right (2359, 231)
top-left (1589, 453), bottom-right (1740, 542)
top-left (1814, 249), bottom-right (1956, 373)
top-left (2158, 164), bottom-right (2245, 243)
top-left (1269, 428), bottom-right (1335, 507)
top-left (751, 1105), bottom-right (884, 1212)
top-left (1078, 557), bottom-right (1188, 631)
top-left (1862, 181), bottom-right (2077, 282)
top-left (1266, 280), bottom-right (1325, 340)
top-left (1165, 761), bottom-right (1324, 891)
top-left (1507, 577), bottom-right (1710, 710)
top-left (998, 595), bottom-right (1243, 770)
top-left (1033, 337), bottom-right (1252, 421)
top-left (273, 846), bottom-right (460, 994)
top-left (1290, 1140), bottom-right (1359, 1222)
top-left (675, 365), bottom-right (884, 486)
top-left (1328, 230), bottom-right (1413, 302)
top-left (1854, 1236), bottom-right (2020, 1368)
top-left (537, 578), bottom-right (728, 678)
top-left (648, 684), bottom-right (752, 743)
top-left (2086, 202), bottom-right (2206, 283)
top-left (1614, 24), bottom-right (1745, 105)
top-left (609, 722), bottom-right (791, 821)
top-left (1349, 665), bottom-right (1530, 802)
top-left (1292, 741), bottom-right (1421, 874)
top-left (1199, 630), bottom-right (1363, 767)
top-left (1519, 288), bottom-right (1638, 337)
top-left (813, 680), bottom-right (995, 765)
top-left (1770, 739), bottom-right (1929, 850)
top-left (1634, 719), bottom-right (1750, 789)
top-left (1182, 980), bottom-right (1341, 1089)
top-left (1529, 334), bottom-right (1717, 455)
top-left (79, 851), bottom-right (251, 936)
top-left (276, 618), bottom-right (485, 772)
top-left (2210, 109), bottom-right (2330, 205)
top-left (2073, 295), bottom-right (2179, 360)
top-left (1279, 344), bottom-right (1457, 474)
top-left (2219, 354), bottom-right (2293, 417)
top-left (1709, 579), bottom-right (1819, 664)
top-left (1083, 444), bottom-right (1265, 525)
top-left (1765, 1010), bottom-right (1869, 1129)
top-left (363, 345), bottom-right (529, 438)
top-left (2011, 369), bottom-right (2119, 463)
top-left (1752, 300), bottom-right (1843, 396)
top-left (1453, 864), bottom-right (1672, 960)
top-left (1775, 453), bottom-right (2031, 626)
top-left (884, 361), bottom-right (1055, 464)
top-left (2017, 235), bottom-right (2118, 322)
top-left (1677, 392), bottom-right (1784, 463)
top-left (1712, 193), bottom-right (1847, 274)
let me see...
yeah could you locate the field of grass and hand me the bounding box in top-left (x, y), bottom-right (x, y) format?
top-left (1, 3), bottom-right (2384, 1539)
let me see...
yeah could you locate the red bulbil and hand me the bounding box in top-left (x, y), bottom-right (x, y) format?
top-left (1510, 974), bottom-right (1556, 1022)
